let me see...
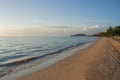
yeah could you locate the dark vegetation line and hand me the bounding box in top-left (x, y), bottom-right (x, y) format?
top-left (93, 25), bottom-right (120, 37)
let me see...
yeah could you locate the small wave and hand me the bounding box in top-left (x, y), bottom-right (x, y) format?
top-left (0, 54), bottom-right (28, 62)
top-left (0, 50), bottom-right (15, 54)
top-left (30, 50), bottom-right (44, 53)
top-left (0, 67), bottom-right (12, 77)
top-left (26, 46), bottom-right (43, 50)
top-left (0, 42), bottom-right (89, 67)
top-left (0, 56), bottom-right (39, 67)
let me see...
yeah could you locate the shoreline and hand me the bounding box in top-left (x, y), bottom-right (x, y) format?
top-left (18, 37), bottom-right (120, 80)
top-left (0, 40), bottom-right (95, 80)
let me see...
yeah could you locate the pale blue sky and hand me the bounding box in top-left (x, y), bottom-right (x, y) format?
top-left (0, 0), bottom-right (120, 36)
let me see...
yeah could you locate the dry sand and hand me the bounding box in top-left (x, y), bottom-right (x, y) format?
top-left (18, 37), bottom-right (120, 80)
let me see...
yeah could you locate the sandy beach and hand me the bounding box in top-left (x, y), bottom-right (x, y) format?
top-left (18, 37), bottom-right (120, 80)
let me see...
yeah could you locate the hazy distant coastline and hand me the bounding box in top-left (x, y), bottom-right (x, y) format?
top-left (70, 33), bottom-right (87, 37)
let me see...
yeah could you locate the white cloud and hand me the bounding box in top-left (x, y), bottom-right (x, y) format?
top-left (83, 27), bottom-right (87, 31)
top-left (89, 24), bottom-right (100, 29)
top-left (0, 24), bottom-right (107, 36)
top-left (0, 26), bottom-right (83, 36)
top-left (95, 25), bottom-right (99, 28)
top-left (82, 24), bottom-right (100, 32)
top-left (94, 24), bottom-right (99, 28)
top-left (85, 24), bottom-right (107, 34)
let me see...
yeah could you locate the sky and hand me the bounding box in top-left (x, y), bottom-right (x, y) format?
top-left (0, 0), bottom-right (120, 36)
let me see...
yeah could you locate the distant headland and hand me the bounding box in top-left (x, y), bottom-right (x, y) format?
top-left (70, 33), bottom-right (87, 37)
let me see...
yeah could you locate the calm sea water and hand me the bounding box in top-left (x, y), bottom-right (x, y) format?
top-left (0, 36), bottom-right (98, 77)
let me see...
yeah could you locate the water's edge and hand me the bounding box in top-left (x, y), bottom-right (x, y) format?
top-left (0, 41), bottom-right (95, 80)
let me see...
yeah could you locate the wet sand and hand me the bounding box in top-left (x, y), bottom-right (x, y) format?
top-left (18, 37), bottom-right (120, 80)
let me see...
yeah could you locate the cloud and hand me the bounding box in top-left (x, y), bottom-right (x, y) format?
top-left (94, 24), bottom-right (99, 28)
top-left (83, 27), bottom-right (87, 31)
top-left (0, 26), bottom-right (82, 36)
top-left (87, 24), bottom-right (107, 34)
top-left (82, 24), bottom-right (100, 32)
top-left (89, 24), bottom-right (100, 29)
top-left (0, 24), bottom-right (107, 36)
top-left (81, 24), bottom-right (107, 34)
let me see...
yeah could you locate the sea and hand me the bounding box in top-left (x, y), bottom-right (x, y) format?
top-left (0, 36), bottom-right (99, 77)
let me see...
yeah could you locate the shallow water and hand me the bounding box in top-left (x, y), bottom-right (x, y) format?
top-left (0, 36), bottom-right (98, 77)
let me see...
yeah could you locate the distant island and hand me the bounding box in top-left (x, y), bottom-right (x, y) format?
top-left (70, 33), bottom-right (87, 37)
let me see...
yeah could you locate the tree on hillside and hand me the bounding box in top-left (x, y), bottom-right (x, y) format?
top-left (106, 26), bottom-right (114, 36)
top-left (92, 25), bottom-right (120, 37)
top-left (114, 26), bottom-right (120, 36)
